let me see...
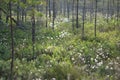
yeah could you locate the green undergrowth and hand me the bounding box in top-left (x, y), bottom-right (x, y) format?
top-left (0, 18), bottom-right (120, 80)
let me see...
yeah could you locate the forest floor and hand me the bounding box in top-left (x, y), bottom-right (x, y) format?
top-left (0, 17), bottom-right (120, 80)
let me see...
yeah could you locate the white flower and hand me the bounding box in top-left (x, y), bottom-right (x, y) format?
top-left (91, 58), bottom-right (93, 61)
top-left (96, 55), bottom-right (99, 59)
top-left (16, 66), bottom-right (18, 69)
top-left (51, 37), bottom-right (53, 40)
top-left (52, 78), bottom-right (56, 80)
top-left (105, 66), bottom-right (109, 69)
top-left (110, 67), bottom-right (113, 70)
top-left (81, 58), bottom-right (85, 61)
top-left (116, 57), bottom-right (120, 60)
top-left (94, 59), bottom-right (98, 63)
top-left (91, 65), bottom-right (95, 69)
top-left (97, 61), bottom-right (103, 66)
top-left (72, 58), bottom-right (75, 61)
top-left (107, 75), bottom-right (110, 77)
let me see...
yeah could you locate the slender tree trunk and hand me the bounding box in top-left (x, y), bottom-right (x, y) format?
top-left (82, 0), bottom-right (86, 40)
top-left (109, 0), bottom-right (112, 18)
top-left (46, 0), bottom-right (48, 28)
top-left (94, 0), bottom-right (98, 37)
top-left (24, 11), bottom-right (27, 22)
top-left (72, 0), bottom-right (75, 30)
top-left (90, 0), bottom-right (94, 22)
top-left (17, 0), bottom-right (20, 26)
top-left (76, 0), bottom-right (79, 28)
top-left (107, 0), bottom-right (110, 22)
top-left (102, 0), bottom-right (105, 18)
top-left (9, 0), bottom-right (14, 80)
top-left (0, 8), bottom-right (2, 20)
top-left (60, 0), bottom-right (63, 15)
top-left (21, 9), bottom-right (24, 22)
top-left (48, 0), bottom-right (51, 19)
top-left (67, 0), bottom-right (70, 19)
top-left (52, 0), bottom-right (55, 29)
top-left (21, 0), bottom-right (26, 22)
top-left (31, 7), bottom-right (36, 59)
top-left (112, 0), bottom-right (115, 17)
top-left (117, 0), bottom-right (119, 22)
top-left (63, 0), bottom-right (66, 16)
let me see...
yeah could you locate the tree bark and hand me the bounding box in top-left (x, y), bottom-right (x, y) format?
top-left (0, 8), bottom-right (2, 20)
top-left (76, 0), bottom-right (79, 28)
top-left (46, 0), bottom-right (48, 28)
top-left (94, 0), bottom-right (98, 37)
top-left (117, 0), bottom-right (119, 22)
top-left (48, 0), bottom-right (51, 19)
top-left (9, 0), bottom-right (14, 80)
top-left (102, 0), bottom-right (105, 17)
top-left (107, 0), bottom-right (110, 22)
top-left (67, 0), bottom-right (70, 19)
top-left (72, 0), bottom-right (75, 30)
top-left (31, 7), bottom-right (36, 59)
top-left (63, 0), bottom-right (66, 16)
top-left (90, 0), bottom-right (94, 22)
top-left (82, 0), bottom-right (86, 40)
top-left (52, 0), bottom-right (55, 29)
top-left (17, 0), bottom-right (20, 26)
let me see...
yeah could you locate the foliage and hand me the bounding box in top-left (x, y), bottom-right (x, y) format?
top-left (0, 0), bottom-right (120, 79)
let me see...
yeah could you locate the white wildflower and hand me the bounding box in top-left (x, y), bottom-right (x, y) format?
top-left (94, 58), bottom-right (98, 63)
top-left (105, 66), bottom-right (109, 69)
top-left (97, 61), bottom-right (103, 67)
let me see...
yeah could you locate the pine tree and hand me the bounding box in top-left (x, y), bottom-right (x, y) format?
top-left (17, 0), bottom-right (20, 26)
top-left (82, 0), bottom-right (86, 39)
top-left (72, 0), bottom-right (75, 30)
top-left (46, 0), bottom-right (48, 28)
top-left (9, 0), bottom-right (14, 79)
top-left (52, 0), bottom-right (55, 29)
top-left (31, 5), bottom-right (36, 59)
top-left (76, 0), bottom-right (79, 28)
top-left (94, 0), bottom-right (98, 37)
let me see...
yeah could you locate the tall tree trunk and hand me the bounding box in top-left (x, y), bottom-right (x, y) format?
top-left (21, 9), bottom-right (24, 22)
top-left (117, 0), bottom-right (119, 22)
top-left (31, 7), bottom-right (36, 59)
top-left (9, 0), bottom-right (14, 80)
top-left (94, 0), bottom-right (98, 37)
top-left (24, 11), bottom-right (27, 22)
top-left (102, 0), bottom-right (105, 18)
top-left (48, 0), bottom-right (51, 19)
top-left (0, 8), bottom-right (2, 20)
top-left (52, 0), bottom-right (55, 29)
top-left (17, 0), bottom-right (20, 26)
top-left (63, 0), bottom-right (66, 16)
top-left (46, 0), bottom-right (48, 28)
top-left (90, 0), bottom-right (94, 22)
top-left (107, 0), bottom-right (110, 22)
top-left (72, 0), bottom-right (75, 30)
top-left (112, 0), bottom-right (115, 17)
top-left (60, 0), bottom-right (63, 15)
top-left (82, 0), bottom-right (86, 40)
top-left (76, 0), bottom-right (79, 28)
top-left (67, 0), bottom-right (70, 19)
top-left (109, 0), bottom-right (112, 18)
